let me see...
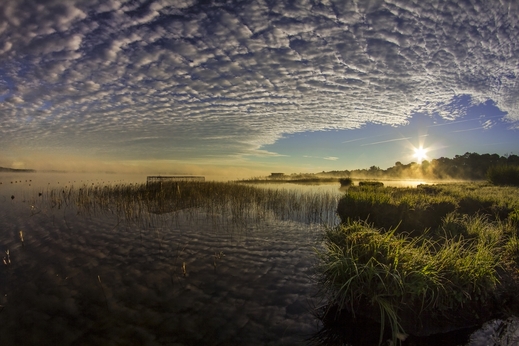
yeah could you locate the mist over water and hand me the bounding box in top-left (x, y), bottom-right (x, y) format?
top-left (0, 172), bottom-right (147, 193)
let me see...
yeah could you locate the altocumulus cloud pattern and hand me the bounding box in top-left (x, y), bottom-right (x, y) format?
top-left (0, 0), bottom-right (518, 162)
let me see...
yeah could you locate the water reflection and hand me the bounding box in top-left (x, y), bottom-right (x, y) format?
top-left (0, 174), bottom-right (327, 345)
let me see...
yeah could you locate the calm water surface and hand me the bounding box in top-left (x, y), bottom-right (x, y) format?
top-left (0, 173), bottom-right (332, 345)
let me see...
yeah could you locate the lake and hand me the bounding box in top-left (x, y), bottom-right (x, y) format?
top-left (0, 172), bottom-right (516, 345)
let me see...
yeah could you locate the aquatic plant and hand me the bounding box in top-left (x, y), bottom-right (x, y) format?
top-left (40, 181), bottom-right (342, 228)
top-left (338, 178), bottom-right (353, 187)
top-left (358, 181), bottom-right (384, 187)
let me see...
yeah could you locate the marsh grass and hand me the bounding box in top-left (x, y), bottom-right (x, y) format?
top-left (317, 219), bottom-right (504, 344)
top-left (38, 181), bottom-right (341, 229)
top-left (319, 182), bottom-right (519, 344)
top-left (337, 183), bottom-right (519, 235)
top-left (339, 178), bottom-right (353, 187)
top-left (358, 181), bottom-right (384, 187)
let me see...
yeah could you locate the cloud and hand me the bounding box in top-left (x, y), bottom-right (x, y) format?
top-left (481, 119), bottom-right (494, 129)
top-left (5, 95), bottom-right (23, 104)
top-left (323, 157), bottom-right (339, 161)
top-left (245, 149), bottom-right (287, 158)
top-left (303, 155), bottom-right (339, 161)
top-left (452, 127), bottom-right (485, 133)
top-left (0, 0), bottom-right (518, 169)
top-left (361, 137), bottom-right (412, 146)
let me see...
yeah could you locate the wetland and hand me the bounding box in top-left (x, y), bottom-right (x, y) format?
top-left (1, 172), bottom-right (519, 345)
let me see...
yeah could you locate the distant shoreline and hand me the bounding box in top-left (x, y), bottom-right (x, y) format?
top-left (0, 167), bottom-right (36, 173)
top-left (238, 178), bottom-right (339, 184)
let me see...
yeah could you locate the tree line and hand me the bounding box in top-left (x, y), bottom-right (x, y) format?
top-left (319, 152), bottom-right (519, 181)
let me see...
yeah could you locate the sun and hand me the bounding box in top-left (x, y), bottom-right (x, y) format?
top-left (413, 146), bottom-right (428, 163)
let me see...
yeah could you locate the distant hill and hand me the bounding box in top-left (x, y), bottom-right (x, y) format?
top-left (0, 167), bottom-right (36, 173)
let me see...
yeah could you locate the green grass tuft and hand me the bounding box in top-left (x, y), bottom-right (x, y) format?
top-left (316, 217), bottom-right (504, 344)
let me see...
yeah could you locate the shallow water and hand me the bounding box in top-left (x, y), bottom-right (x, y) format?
top-left (1, 173), bottom-right (517, 345)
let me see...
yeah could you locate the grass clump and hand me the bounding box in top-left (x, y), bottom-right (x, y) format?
top-left (339, 178), bottom-right (353, 187)
top-left (316, 219), bottom-right (504, 344)
top-left (358, 181), bottom-right (384, 187)
top-left (503, 209), bottom-right (519, 263)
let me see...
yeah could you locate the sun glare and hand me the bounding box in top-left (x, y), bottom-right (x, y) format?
top-left (413, 147), bottom-right (428, 163)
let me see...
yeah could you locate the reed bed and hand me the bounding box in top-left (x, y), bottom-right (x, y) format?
top-left (36, 181), bottom-right (341, 229)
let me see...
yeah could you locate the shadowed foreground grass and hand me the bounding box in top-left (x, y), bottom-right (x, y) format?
top-left (316, 183), bottom-right (519, 345)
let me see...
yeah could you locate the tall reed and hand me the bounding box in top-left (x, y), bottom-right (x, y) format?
top-left (40, 181), bottom-right (342, 228)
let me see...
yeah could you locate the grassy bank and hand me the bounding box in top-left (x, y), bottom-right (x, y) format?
top-left (316, 182), bottom-right (519, 344)
top-left (337, 183), bottom-right (519, 233)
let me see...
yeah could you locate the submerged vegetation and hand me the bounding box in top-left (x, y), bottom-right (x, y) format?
top-left (316, 183), bottom-right (519, 344)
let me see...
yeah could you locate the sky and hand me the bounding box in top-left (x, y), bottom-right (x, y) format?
top-left (0, 0), bottom-right (518, 179)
